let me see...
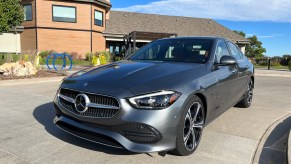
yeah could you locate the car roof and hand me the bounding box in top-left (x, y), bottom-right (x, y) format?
top-left (158, 36), bottom-right (228, 42)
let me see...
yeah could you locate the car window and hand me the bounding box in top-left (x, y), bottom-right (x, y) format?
top-left (215, 40), bottom-right (230, 63)
top-left (227, 42), bottom-right (243, 60)
top-left (129, 39), bottom-right (213, 63)
top-left (237, 46), bottom-right (245, 58)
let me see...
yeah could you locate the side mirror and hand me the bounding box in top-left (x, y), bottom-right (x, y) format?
top-left (219, 56), bottom-right (237, 66)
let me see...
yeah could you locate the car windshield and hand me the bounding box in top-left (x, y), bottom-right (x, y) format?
top-left (128, 38), bottom-right (213, 63)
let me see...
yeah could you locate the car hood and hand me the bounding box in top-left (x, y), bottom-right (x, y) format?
top-left (62, 60), bottom-right (207, 96)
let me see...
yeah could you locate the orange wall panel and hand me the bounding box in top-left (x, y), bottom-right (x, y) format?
top-left (92, 32), bottom-right (106, 53)
top-left (21, 29), bottom-right (37, 52)
top-left (37, 29), bottom-right (91, 57)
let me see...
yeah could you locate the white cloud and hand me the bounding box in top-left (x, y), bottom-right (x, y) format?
top-left (257, 34), bottom-right (283, 38)
top-left (113, 0), bottom-right (291, 22)
top-left (246, 33), bottom-right (283, 38)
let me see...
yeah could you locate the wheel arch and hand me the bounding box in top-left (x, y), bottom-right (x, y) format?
top-left (251, 75), bottom-right (255, 87)
top-left (195, 93), bottom-right (207, 122)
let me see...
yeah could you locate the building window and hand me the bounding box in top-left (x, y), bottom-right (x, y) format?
top-left (94, 10), bottom-right (103, 26)
top-left (52, 5), bottom-right (76, 23)
top-left (23, 4), bottom-right (32, 21)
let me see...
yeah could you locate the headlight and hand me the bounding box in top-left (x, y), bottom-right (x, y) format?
top-left (128, 91), bottom-right (181, 109)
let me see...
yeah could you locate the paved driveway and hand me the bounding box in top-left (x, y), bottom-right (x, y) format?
top-left (0, 74), bottom-right (290, 164)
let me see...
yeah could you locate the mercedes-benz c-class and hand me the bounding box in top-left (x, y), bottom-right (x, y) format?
top-left (53, 37), bottom-right (254, 156)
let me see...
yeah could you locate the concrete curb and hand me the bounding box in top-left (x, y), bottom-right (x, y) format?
top-left (288, 130), bottom-right (291, 164)
top-left (252, 113), bottom-right (291, 164)
top-left (0, 76), bottom-right (64, 86)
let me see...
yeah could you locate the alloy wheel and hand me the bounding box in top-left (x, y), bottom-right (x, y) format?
top-left (247, 80), bottom-right (254, 104)
top-left (183, 102), bottom-right (204, 151)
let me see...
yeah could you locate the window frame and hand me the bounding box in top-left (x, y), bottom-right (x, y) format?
top-left (52, 5), bottom-right (77, 23)
top-left (94, 10), bottom-right (103, 27)
top-left (23, 4), bottom-right (33, 21)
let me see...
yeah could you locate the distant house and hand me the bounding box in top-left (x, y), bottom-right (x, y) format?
top-left (105, 11), bottom-right (249, 55)
top-left (16, 0), bottom-right (248, 57)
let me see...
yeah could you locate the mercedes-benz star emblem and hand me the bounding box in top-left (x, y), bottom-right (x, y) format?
top-left (74, 94), bottom-right (90, 113)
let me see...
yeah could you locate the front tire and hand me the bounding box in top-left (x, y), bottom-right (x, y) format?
top-left (173, 96), bottom-right (205, 156)
top-left (236, 79), bottom-right (254, 108)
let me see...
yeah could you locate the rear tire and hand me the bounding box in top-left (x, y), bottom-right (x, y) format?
top-left (236, 79), bottom-right (254, 108)
top-left (172, 95), bottom-right (205, 156)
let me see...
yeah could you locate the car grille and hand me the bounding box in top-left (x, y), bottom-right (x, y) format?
top-left (58, 88), bottom-right (120, 118)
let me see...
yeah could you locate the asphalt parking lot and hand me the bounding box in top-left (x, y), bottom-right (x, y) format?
top-left (0, 70), bottom-right (290, 164)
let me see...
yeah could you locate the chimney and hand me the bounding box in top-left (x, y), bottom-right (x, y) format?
top-left (106, 0), bottom-right (110, 20)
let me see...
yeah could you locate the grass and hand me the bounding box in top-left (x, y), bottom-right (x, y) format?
top-left (44, 59), bottom-right (91, 66)
top-left (0, 54), bottom-right (20, 65)
top-left (254, 64), bottom-right (289, 70)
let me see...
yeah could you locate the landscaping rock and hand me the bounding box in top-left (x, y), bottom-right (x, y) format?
top-left (0, 62), bottom-right (17, 75)
top-left (0, 61), bottom-right (37, 76)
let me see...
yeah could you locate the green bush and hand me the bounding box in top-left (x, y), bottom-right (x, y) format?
top-left (98, 51), bottom-right (111, 62)
top-left (0, 54), bottom-right (20, 64)
top-left (91, 55), bottom-right (98, 66)
top-left (99, 54), bottom-right (107, 65)
top-left (272, 62), bottom-right (281, 67)
top-left (69, 52), bottom-right (82, 61)
top-left (113, 56), bottom-right (122, 62)
top-left (288, 61), bottom-right (291, 70)
top-left (39, 50), bottom-right (56, 58)
top-left (258, 60), bottom-right (268, 66)
top-left (85, 52), bottom-right (93, 62)
top-left (39, 50), bottom-right (50, 58)
top-left (281, 55), bottom-right (291, 66)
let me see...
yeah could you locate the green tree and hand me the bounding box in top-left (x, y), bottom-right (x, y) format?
top-left (0, 0), bottom-right (24, 33)
top-left (234, 31), bottom-right (266, 58)
top-left (234, 30), bottom-right (246, 37)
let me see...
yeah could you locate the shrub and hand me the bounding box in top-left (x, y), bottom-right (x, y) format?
top-left (39, 50), bottom-right (50, 58)
top-left (99, 54), bottom-right (107, 65)
top-left (85, 52), bottom-right (93, 62)
top-left (98, 51), bottom-right (111, 62)
top-left (281, 55), bottom-right (291, 66)
top-left (69, 52), bottom-right (81, 61)
top-left (288, 61), bottom-right (291, 70)
top-left (91, 55), bottom-right (98, 66)
top-left (39, 50), bottom-right (56, 58)
top-left (272, 61), bottom-right (281, 67)
top-left (258, 60), bottom-right (268, 66)
top-left (113, 56), bottom-right (122, 62)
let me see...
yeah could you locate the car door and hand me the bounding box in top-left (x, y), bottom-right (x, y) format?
top-left (210, 40), bottom-right (239, 118)
top-left (226, 42), bottom-right (249, 101)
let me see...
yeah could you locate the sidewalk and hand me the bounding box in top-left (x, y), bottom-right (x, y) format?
top-left (42, 65), bottom-right (91, 76)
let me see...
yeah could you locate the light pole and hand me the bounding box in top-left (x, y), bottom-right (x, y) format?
top-left (268, 57), bottom-right (271, 70)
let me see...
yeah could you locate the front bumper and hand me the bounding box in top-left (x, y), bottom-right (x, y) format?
top-left (53, 91), bottom-right (184, 153)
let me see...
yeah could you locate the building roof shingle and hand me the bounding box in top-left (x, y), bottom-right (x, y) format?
top-left (73, 0), bottom-right (111, 10)
top-left (105, 11), bottom-right (248, 44)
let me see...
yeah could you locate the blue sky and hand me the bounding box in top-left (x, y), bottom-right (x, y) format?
top-left (110, 0), bottom-right (291, 57)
